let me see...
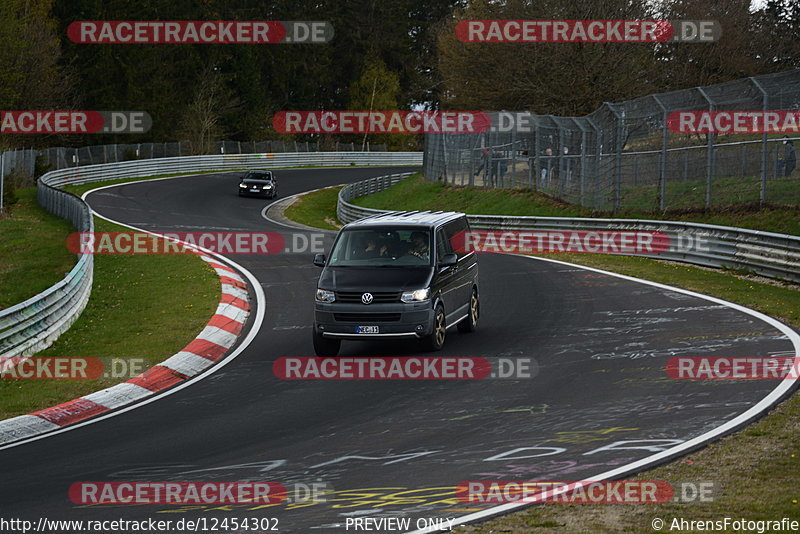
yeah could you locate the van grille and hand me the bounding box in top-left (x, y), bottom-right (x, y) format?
top-left (333, 313), bottom-right (401, 322)
top-left (335, 291), bottom-right (401, 304)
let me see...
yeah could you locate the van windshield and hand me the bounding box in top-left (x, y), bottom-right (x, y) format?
top-left (328, 227), bottom-right (432, 267)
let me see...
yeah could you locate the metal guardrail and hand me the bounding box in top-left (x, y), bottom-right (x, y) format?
top-left (0, 186), bottom-right (94, 361)
top-left (338, 175), bottom-right (800, 284)
top-left (43, 152), bottom-right (423, 187)
top-left (0, 152), bottom-right (423, 361)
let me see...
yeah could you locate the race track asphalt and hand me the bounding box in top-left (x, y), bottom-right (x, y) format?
top-left (0, 167), bottom-right (795, 533)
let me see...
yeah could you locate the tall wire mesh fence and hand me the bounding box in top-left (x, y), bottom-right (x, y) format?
top-left (424, 69), bottom-right (800, 212)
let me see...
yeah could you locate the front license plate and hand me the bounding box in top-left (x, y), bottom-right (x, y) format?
top-left (356, 326), bottom-right (379, 334)
top-left (251, 188), bottom-right (259, 192)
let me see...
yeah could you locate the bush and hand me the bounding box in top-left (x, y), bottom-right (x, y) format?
top-left (1, 169), bottom-right (20, 211)
top-left (34, 153), bottom-right (52, 180)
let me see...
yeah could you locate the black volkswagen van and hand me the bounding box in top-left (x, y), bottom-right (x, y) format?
top-left (312, 211), bottom-right (479, 356)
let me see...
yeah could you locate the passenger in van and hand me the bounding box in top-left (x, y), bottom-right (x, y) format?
top-left (361, 236), bottom-right (387, 258)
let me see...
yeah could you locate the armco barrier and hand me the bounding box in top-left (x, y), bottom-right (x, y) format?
top-left (337, 175), bottom-right (800, 284)
top-left (0, 186), bottom-right (94, 362)
top-left (41, 152), bottom-right (423, 187)
top-left (0, 152), bottom-right (423, 362)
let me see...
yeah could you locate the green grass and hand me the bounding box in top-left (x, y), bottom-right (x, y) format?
top-left (283, 186), bottom-right (344, 230)
top-left (0, 188), bottom-right (77, 309)
top-left (354, 173), bottom-right (589, 218)
top-left (621, 175), bottom-right (800, 212)
top-left (0, 188), bottom-right (220, 420)
top-left (352, 175), bottom-right (800, 235)
top-left (285, 174), bottom-right (800, 533)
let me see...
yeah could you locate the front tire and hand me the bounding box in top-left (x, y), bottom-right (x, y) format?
top-left (422, 304), bottom-right (446, 351)
top-left (313, 328), bottom-right (340, 357)
top-left (458, 288), bottom-right (479, 333)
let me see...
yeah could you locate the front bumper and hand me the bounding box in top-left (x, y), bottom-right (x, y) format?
top-left (239, 188), bottom-right (274, 197)
top-left (314, 301), bottom-right (434, 339)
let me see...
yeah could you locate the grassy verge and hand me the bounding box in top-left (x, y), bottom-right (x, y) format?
top-left (0, 188), bottom-right (77, 309)
top-left (622, 175), bottom-right (800, 212)
top-left (352, 174), bottom-right (800, 236)
top-left (0, 184), bottom-right (219, 420)
top-left (285, 176), bottom-right (800, 533)
top-left (283, 186), bottom-right (344, 230)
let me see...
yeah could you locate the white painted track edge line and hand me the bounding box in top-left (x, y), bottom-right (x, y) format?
top-left (0, 174), bottom-right (266, 451)
top-left (260, 184), bottom-right (345, 231)
top-left (405, 253), bottom-right (800, 534)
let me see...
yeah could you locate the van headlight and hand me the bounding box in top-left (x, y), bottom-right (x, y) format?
top-left (316, 289), bottom-right (335, 303)
top-left (401, 288), bottom-right (430, 303)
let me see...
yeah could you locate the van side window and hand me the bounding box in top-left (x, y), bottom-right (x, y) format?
top-left (435, 228), bottom-right (451, 262)
top-left (443, 218), bottom-right (469, 259)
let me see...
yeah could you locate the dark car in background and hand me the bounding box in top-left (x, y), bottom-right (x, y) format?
top-left (311, 211), bottom-right (480, 356)
top-left (238, 170), bottom-right (278, 198)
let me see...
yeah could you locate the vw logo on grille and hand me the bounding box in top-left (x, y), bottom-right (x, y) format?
top-left (361, 293), bottom-right (374, 305)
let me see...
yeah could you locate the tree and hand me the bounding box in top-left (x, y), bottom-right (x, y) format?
top-left (348, 57), bottom-right (414, 150)
top-left (656, 0), bottom-right (755, 89)
top-left (0, 0), bottom-right (73, 149)
top-left (436, 0), bottom-right (664, 115)
top-left (177, 66), bottom-right (239, 154)
top-left (749, 0), bottom-right (800, 72)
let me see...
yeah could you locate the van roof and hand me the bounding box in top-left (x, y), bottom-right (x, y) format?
top-left (345, 210), bottom-right (465, 229)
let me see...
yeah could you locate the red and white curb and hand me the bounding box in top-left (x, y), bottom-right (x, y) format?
top-left (0, 254), bottom-right (250, 445)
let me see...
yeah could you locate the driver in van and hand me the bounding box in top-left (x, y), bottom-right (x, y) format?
top-left (407, 231), bottom-right (430, 259)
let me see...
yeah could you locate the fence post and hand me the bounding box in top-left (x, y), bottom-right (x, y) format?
top-left (653, 95), bottom-right (668, 211)
top-left (441, 133), bottom-right (449, 184)
top-left (697, 87), bottom-right (714, 207)
top-left (509, 126), bottom-right (516, 188)
top-left (0, 151), bottom-right (5, 214)
top-left (585, 117), bottom-right (602, 210)
top-left (604, 103), bottom-right (624, 211)
top-left (572, 118), bottom-right (587, 206)
top-left (750, 77), bottom-right (769, 205)
top-left (533, 117), bottom-right (541, 192)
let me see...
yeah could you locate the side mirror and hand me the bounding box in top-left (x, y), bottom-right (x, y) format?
top-left (440, 253), bottom-right (458, 267)
top-left (313, 253), bottom-right (326, 267)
